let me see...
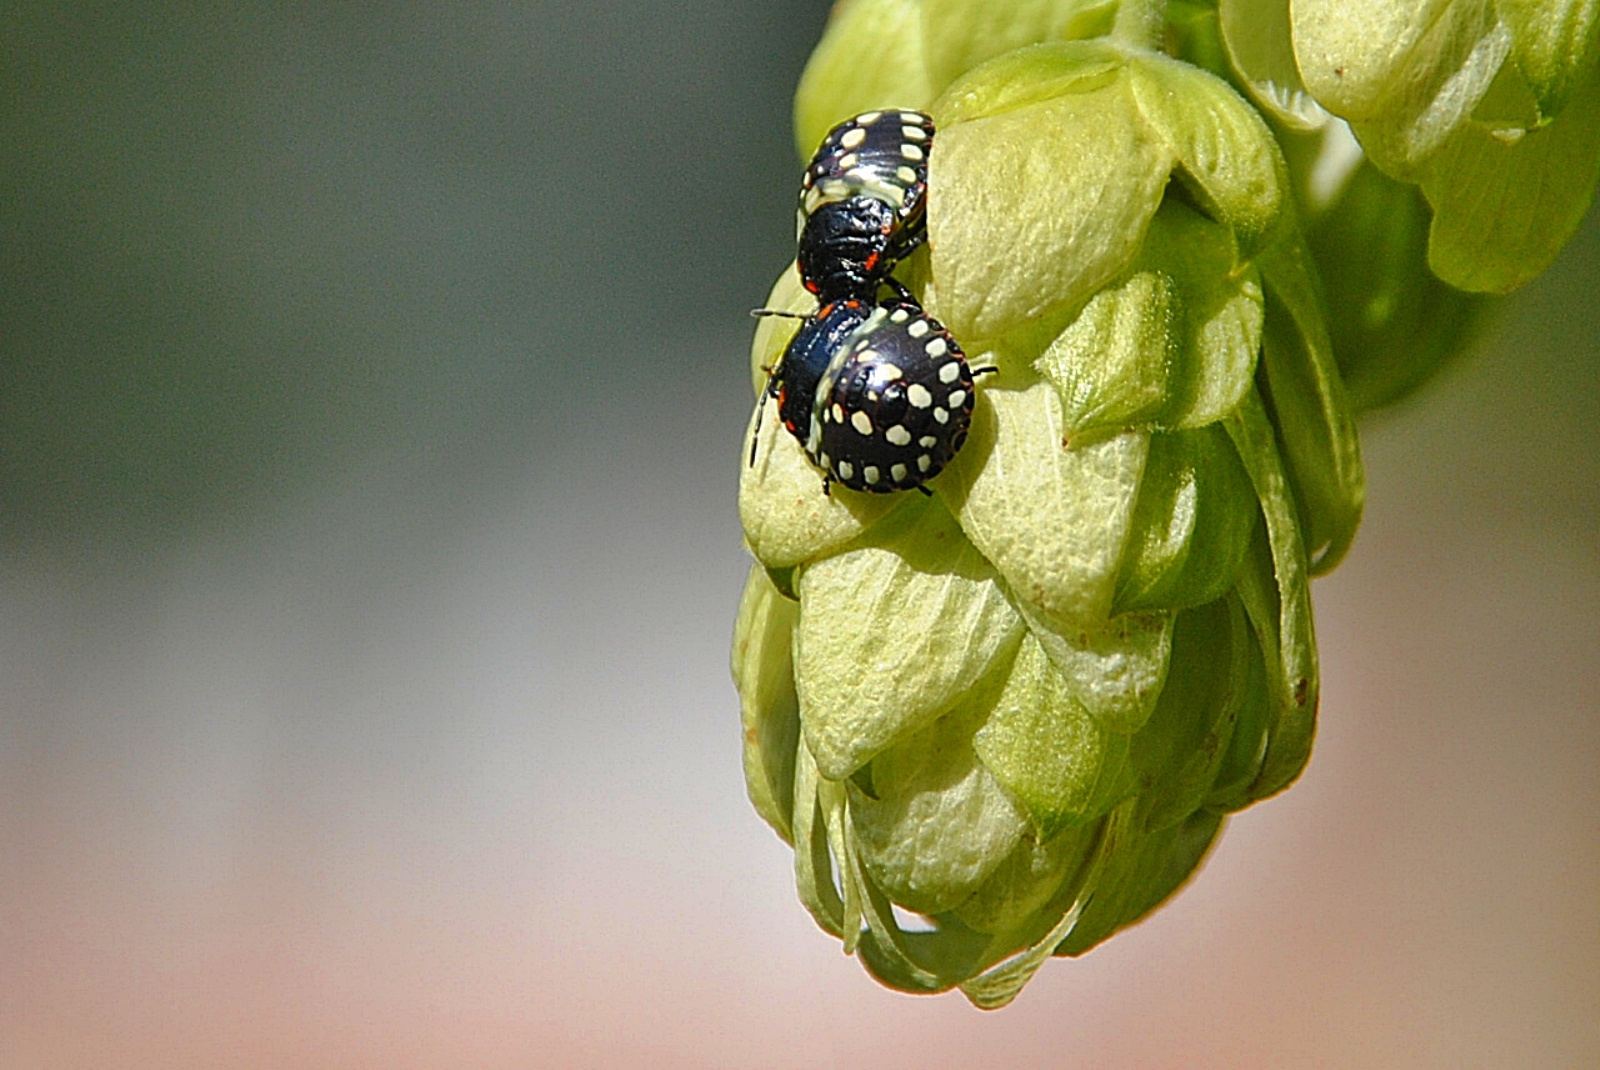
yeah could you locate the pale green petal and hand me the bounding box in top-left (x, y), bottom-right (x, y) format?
top-left (850, 693), bottom-right (1028, 915)
top-left (929, 48), bottom-right (1173, 342)
top-left (931, 38), bottom-right (1126, 124)
top-left (920, 0), bottom-right (1116, 92)
top-left (1115, 426), bottom-right (1257, 613)
top-left (792, 744), bottom-right (847, 937)
top-left (1422, 72), bottom-right (1600, 292)
top-left (1033, 267), bottom-right (1178, 437)
top-left (1055, 807), bottom-right (1223, 957)
top-left (937, 383), bottom-right (1149, 626)
top-left (1128, 596), bottom-right (1249, 832)
top-left (952, 822), bottom-right (1099, 935)
top-left (1499, 0), bottom-right (1600, 120)
top-left (1134, 201), bottom-right (1263, 429)
top-left (1256, 235), bottom-right (1365, 573)
top-left (731, 566), bottom-right (802, 842)
top-left (1218, 0), bottom-right (1329, 129)
top-left (961, 806), bottom-right (1121, 1004)
top-left (1294, 0), bottom-right (1510, 174)
top-left (1225, 392), bottom-right (1319, 799)
top-left (739, 395), bottom-right (906, 569)
top-left (1127, 50), bottom-right (1289, 258)
top-left (1016, 601), bottom-right (1174, 734)
top-left (795, 497), bottom-right (1026, 779)
top-left (973, 632), bottom-right (1132, 836)
top-left (793, 0), bottom-right (937, 161)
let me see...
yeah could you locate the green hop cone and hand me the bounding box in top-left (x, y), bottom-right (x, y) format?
top-left (1220, 0), bottom-right (1600, 292)
top-left (735, 29), bottom-right (1362, 1007)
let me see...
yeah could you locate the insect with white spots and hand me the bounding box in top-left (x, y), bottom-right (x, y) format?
top-left (752, 298), bottom-right (871, 460)
top-left (751, 297), bottom-right (976, 495)
top-left (797, 109), bottom-right (934, 303)
top-left (805, 300), bottom-right (974, 494)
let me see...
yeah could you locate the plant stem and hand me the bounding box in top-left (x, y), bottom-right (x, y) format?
top-left (1111, 0), bottom-right (1169, 50)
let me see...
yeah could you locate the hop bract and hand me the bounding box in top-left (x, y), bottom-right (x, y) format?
top-left (735, 30), bottom-right (1363, 1007)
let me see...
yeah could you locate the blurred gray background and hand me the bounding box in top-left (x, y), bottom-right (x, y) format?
top-left (2, 4), bottom-right (1596, 1067)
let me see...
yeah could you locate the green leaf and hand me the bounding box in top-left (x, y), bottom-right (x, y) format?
top-left (920, 0), bottom-right (1117, 92)
top-left (850, 691), bottom-right (1029, 916)
top-left (853, 872), bottom-right (997, 994)
top-left (731, 566), bottom-right (803, 842)
top-left (932, 38), bottom-right (1127, 125)
top-left (1166, 0), bottom-right (1236, 83)
top-left (1203, 613), bottom-right (1272, 813)
top-left (973, 632), bottom-right (1132, 836)
top-left (793, 0), bottom-right (936, 161)
top-left (929, 47), bottom-right (1173, 342)
top-left (1127, 50), bottom-right (1289, 259)
top-left (936, 382), bottom-right (1150, 627)
top-left (1218, 0), bottom-right (1329, 129)
top-left (794, 496), bottom-right (1025, 779)
top-left (1033, 267), bottom-right (1179, 436)
top-left (1421, 71), bottom-right (1600, 292)
top-left (959, 806), bottom-right (1121, 1007)
top-left (1499, 0), bottom-right (1600, 120)
top-left (1257, 235), bottom-right (1365, 573)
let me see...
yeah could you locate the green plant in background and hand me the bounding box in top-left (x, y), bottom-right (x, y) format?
top-left (733, 0), bottom-right (1599, 1007)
